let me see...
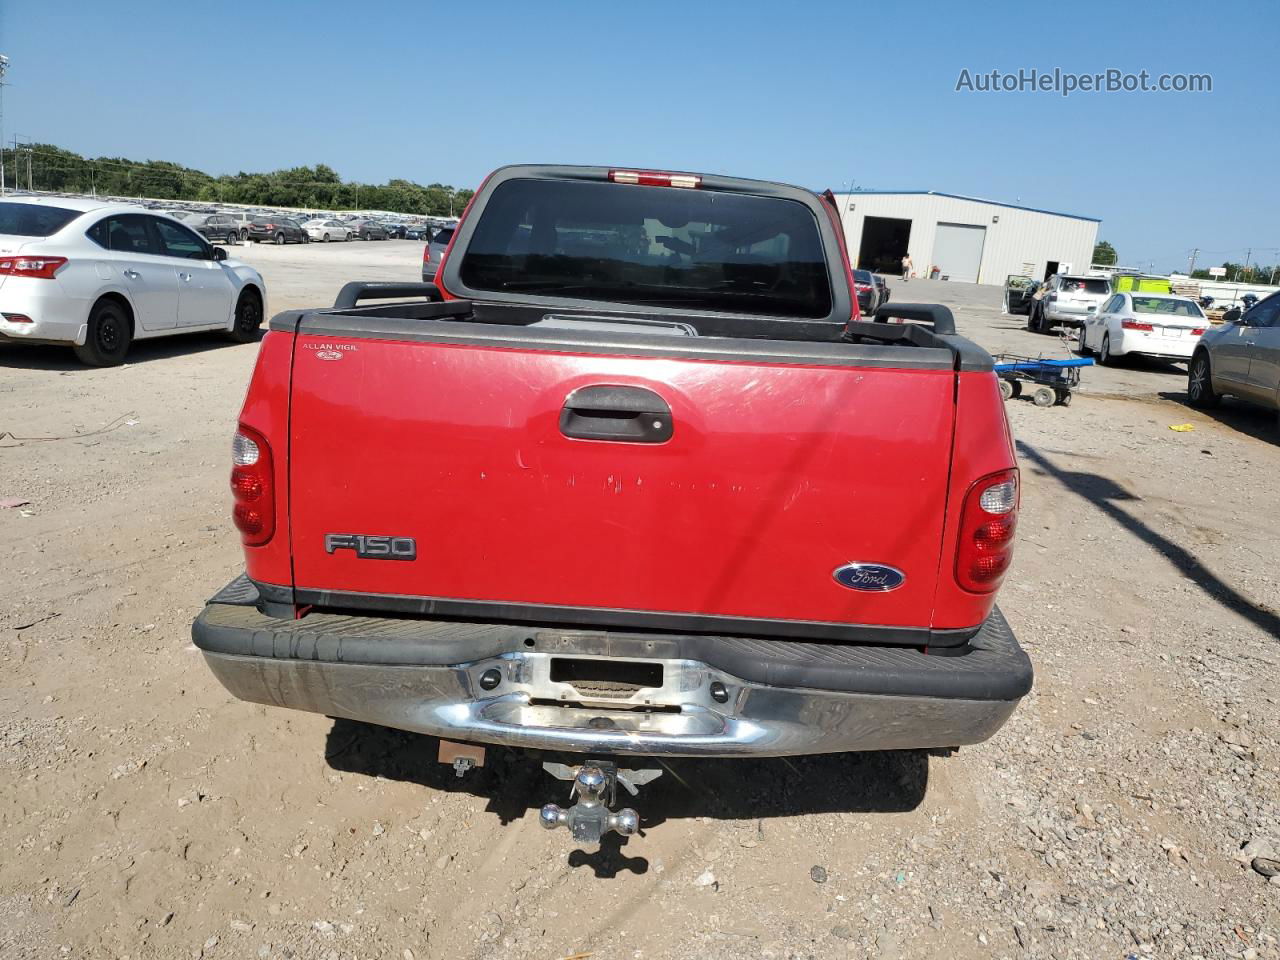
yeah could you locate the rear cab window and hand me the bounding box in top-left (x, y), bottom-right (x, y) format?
top-left (456, 178), bottom-right (834, 319)
top-left (0, 202), bottom-right (81, 237)
top-left (1131, 297), bottom-right (1203, 317)
top-left (1060, 277), bottom-right (1110, 295)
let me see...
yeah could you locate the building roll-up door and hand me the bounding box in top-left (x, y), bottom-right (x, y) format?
top-left (931, 223), bottom-right (987, 283)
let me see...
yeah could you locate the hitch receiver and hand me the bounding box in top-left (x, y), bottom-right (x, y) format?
top-left (539, 760), bottom-right (660, 846)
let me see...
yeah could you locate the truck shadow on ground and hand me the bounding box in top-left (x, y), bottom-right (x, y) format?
top-left (0, 329), bottom-right (262, 371)
top-left (324, 718), bottom-right (928, 875)
top-left (1017, 439), bottom-right (1280, 639)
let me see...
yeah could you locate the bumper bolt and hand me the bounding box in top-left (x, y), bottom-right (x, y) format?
top-left (478, 668), bottom-right (502, 691)
top-left (709, 680), bottom-right (729, 704)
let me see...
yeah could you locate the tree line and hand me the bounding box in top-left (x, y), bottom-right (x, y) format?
top-left (1189, 263), bottom-right (1278, 284)
top-left (0, 143), bottom-right (474, 216)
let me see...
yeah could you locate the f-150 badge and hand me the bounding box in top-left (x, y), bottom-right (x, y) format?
top-left (833, 563), bottom-right (905, 592)
top-left (325, 534), bottom-right (416, 561)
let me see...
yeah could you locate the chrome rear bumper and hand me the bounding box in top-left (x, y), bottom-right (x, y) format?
top-left (194, 577), bottom-right (1031, 759)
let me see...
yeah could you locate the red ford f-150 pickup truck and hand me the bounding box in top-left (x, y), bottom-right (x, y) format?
top-left (193, 165), bottom-right (1031, 844)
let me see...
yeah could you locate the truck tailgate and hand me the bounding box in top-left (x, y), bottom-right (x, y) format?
top-left (287, 330), bottom-right (957, 641)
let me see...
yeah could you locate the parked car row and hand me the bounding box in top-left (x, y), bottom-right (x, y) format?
top-left (141, 200), bottom-right (457, 247)
top-left (236, 217), bottom-right (456, 245)
top-left (1001, 267), bottom-right (1280, 423)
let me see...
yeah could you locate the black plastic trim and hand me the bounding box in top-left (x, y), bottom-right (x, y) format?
top-left (560, 384), bottom-right (674, 443)
top-left (192, 584), bottom-right (1030, 702)
top-left (289, 585), bottom-right (976, 648)
top-left (269, 299), bottom-right (994, 371)
top-left (872, 302), bottom-right (957, 335)
top-left (282, 311), bottom-right (956, 371)
top-left (332, 282), bottom-right (442, 309)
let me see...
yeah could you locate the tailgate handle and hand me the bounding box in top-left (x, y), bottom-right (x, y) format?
top-left (560, 385), bottom-right (673, 444)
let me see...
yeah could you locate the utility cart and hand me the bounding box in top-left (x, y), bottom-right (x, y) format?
top-left (993, 355), bottom-right (1094, 407)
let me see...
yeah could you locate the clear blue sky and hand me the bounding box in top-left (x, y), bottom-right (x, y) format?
top-left (2, 0), bottom-right (1275, 273)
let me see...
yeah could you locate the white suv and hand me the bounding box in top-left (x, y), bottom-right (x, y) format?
top-left (0, 197), bottom-right (266, 366)
top-left (1028, 274), bottom-right (1111, 335)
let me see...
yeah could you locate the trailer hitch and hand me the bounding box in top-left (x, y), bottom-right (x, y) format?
top-left (538, 760), bottom-right (662, 845)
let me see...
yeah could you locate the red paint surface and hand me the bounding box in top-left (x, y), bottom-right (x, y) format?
top-left (282, 337), bottom-right (972, 629)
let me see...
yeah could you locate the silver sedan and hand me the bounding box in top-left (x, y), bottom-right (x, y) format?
top-left (1188, 291), bottom-right (1280, 416)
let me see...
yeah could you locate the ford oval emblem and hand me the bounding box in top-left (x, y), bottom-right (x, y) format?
top-left (315, 350), bottom-right (344, 361)
top-left (833, 563), bottom-right (906, 592)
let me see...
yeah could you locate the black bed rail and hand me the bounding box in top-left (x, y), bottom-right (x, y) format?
top-left (871, 303), bottom-right (957, 335)
top-left (333, 281), bottom-right (443, 309)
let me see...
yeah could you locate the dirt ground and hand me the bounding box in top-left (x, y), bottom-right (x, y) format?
top-left (2, 246), bottom-right (1277, 960)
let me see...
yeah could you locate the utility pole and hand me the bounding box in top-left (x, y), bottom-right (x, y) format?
top-left (1186, 248), bottom-right (1198, 275)
top-left (0, 55), bottom-right (9, 196)
top-left (1241, 247), bottom-right (1252, 282)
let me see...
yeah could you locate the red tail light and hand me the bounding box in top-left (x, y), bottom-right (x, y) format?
top-left (1190, 327), bottom-right (1205, 336)
top-left (0, 256), bottom-right (68, 279)
top-left (955, 469), bottom-right (1019, 593)
top-left (608, 169), bottom-right (702, 189)
top-left (1121, 319), bottom-right (1154, 331)
top-left (855, 282), bottom-right (872, 291)
top-left (231, 425), bottom-right (275, 546)
top-left (423, 243), bottom-right (430, 263)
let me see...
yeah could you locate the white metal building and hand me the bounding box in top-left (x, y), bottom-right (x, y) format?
top-left (834, 191), bottom-right (1100, 286)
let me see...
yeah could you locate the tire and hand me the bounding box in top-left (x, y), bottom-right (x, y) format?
top-left (1187, 351), bottom-right (1220, 409)
top-left (225, 288), bottom-right (264, 343)
top-left (1032, 386), bottom-right (1055, 408)
top-left (1008, 379), bottom-right (1022, 399)
top-left (999, 378), bottom-right (1014, 401)
top-left (73, 298), bottom-right (133, 367)
top-left (1099, 334), bottom-right (1117, 366)
top-left (1077, 327), bottom-right (1091, 355)
top-left (274, 232), bottom-right (285, 245)
top-left (1057, 389), bottom-right (1072, 407)
top-left (322, 232), bottom-right (330, 242)
top-left (240, 228), bottom-right (249, 242)
top-left (345, 233), bottom-right (352, 242)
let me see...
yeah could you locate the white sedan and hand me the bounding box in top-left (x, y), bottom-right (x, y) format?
top-left (0, 197), bottom-right (265, 366)
top-left (1079, 292), bottom-right (1208, 366)
top-left (303, 219), bottom-right (353, 242)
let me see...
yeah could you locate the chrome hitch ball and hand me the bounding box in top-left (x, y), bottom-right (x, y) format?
top-left (538, 762), bottom-right (644, 845)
